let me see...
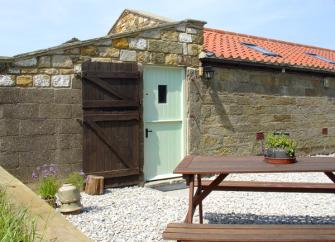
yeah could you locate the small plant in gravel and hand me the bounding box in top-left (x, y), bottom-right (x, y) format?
top-left (32, 164), bottom-right (60, 200)
top-left (0, 188), bottom-right (39, 242)
top-left (65, 171), bottom-right (85, 191)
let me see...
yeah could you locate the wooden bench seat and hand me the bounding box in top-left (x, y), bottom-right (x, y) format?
top-left (163, 223), bottom-right (335, 242)
top-left (194, 180), bottom-right (335, 193)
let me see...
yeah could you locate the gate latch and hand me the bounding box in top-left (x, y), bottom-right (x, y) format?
top-left (145, 128), bottom-right (152, 138)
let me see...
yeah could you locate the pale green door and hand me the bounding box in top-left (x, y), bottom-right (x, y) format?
top-left (143, 66), bottom-right (185, 181)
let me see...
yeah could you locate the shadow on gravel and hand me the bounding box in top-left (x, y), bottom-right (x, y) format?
top-left (205, 212), bottom-right (335, 224)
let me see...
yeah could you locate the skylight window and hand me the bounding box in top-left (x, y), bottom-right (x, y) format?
top-left (241, 42), bottom-right (281, 57)
top-left (305, 52), bottom-right (335, 64)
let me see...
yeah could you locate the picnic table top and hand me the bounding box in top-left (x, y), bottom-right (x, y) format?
top-left (174, 155), bottom-right (335, 175)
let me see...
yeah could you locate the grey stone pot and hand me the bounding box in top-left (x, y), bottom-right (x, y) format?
top-left (266, 148), bottom-right (290, 158)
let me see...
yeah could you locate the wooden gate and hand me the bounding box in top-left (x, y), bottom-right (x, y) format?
top-left (82, 62), bottom-right (142, 185)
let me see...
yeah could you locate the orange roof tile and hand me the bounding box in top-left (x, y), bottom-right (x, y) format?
top-left (204, 28), bottom-right (335, 72)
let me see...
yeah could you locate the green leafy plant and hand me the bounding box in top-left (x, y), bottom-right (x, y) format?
top-left (65, 172), bottom-right (85, 191)
top-left (265, 133), bottom-right (297, 157)
top-left (32, 164), bottom-right (60, 200)
top-left (38, 176), bottom-right (60, 199)
top-left (0, 188), bottom-right (39, 242)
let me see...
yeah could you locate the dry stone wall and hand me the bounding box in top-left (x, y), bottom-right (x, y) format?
top-left (0, 21), bottom-right (204, 183)
top-left (188, 66), bottom-right (335, 156)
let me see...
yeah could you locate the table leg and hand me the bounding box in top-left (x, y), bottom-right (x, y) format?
top-left (197, 174), bottom-right (203, 224)
top-left (185, 174), bottom-right (195, 223)
top-left (325, 172), bottom-right (335, 183)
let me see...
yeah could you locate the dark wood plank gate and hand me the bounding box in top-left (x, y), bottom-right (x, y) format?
top-left (82, 61), bottom-right (143, 186)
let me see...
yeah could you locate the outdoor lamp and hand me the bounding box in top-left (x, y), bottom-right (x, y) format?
top-left (204, 66), bottom-right (215, 80)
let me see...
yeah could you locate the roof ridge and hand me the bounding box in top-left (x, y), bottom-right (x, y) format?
top-left (204, 27), bottom-right (335, 54)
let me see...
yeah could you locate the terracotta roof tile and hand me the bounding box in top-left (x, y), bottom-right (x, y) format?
top-left (204, 28), bottom-right (335, 72)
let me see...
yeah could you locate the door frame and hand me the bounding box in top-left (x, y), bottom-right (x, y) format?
top-left (143, 64), bottom-right (187, 181)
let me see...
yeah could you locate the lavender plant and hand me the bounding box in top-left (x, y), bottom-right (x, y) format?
top-left (32, 164), bottom-right (60, 200)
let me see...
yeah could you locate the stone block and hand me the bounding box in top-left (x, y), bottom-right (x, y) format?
top-left (54, 89), bottom-right (81, 104)
top-left (136, 51), bottom-right (150, 63)
top-left (20, 119), bottom-right (56, 136)
top-left (56, 134), bottom-right (82, 149)
top-left (14, 57), bottom-right (37, 67)
top-left (19, 88), bottom-right (54, 104)
top-left (0, 75), bottom-right (15, 86)
top-left (74, 64), bottom-right (82, 74)
top-left (0, 152), bottom-right (19, 169)
top-left (150, 53), bottom-right (165, 64)
top-left (179, 33), bottom-right (193, 43)
top-left (182, 43), bottom-right (188, 55)
top-left (64, 48), bottom-right (80, 54)
top-left (0, 88), bottom-right (20, 104)
top-left (39, 104), bottom-right (72, 119)
top-left (120, 50), bottom-right (137, 62)
top-left (57, 119), bottom-right (82, 134)
top-left (21, 68), bottom-right (38, 74)
top-left (55, 148), bottom-right (82, 164)
top-left (129, 38), bottom-right (147, 50)
top-left (112, 38), bottom-right (129, 48)
top-left (2, 103), bottom-right (39, 119)
top-left (80, 46), bottom-right (97, 56)
top-left (139, 29), bottom-right (161, 39)
top-left (52, 55), bottom-right (73, 68)
top-left (91, 58), bottom-right (112, 62)
top-left (161, 30), bottom-right (178, 41)
top-left (38, 56), bottom-right (51, 67)
top-left (98, 47), bottom-right (120, 58)
top-left (186, 27), bottom-right (198, 34)
top-left (19, 150), bottom-right (56, 167)
top-left (51, 75), bottom-right (71, 87)
top-left (165, 54), bottom-right (178, 65)
top-left (0, 119), bottom-right (19, 136)
top-left (272, 114), bottom-right (291, 122)
top-left (59, 69), bottom-right (74, 74)
top-left (7, 68), bottom-right (20, 74)
top-left (38, 68), bottom-right (59, 75)
top-left (71, 75), bottom-right (82, 89)
top-left (0, 135), bottom-right (56, 152)
top-left (95, 39), bottom-right (112, 46)
top-left (148, 40), bottom-right (183, 54)
top-left (176, 23), bottom-right (186, 32)
top-left (188, 44), bottom-right (201, 56)
top-left (16, 75), bottom-right (33, 87)
top-left (71, 104), bottom-right (82, 118)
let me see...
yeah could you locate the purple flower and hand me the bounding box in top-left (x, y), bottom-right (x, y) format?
top-left (79, 170), bottom-right (85, 176)
top-left (32, 171), bottom-right (38, 180)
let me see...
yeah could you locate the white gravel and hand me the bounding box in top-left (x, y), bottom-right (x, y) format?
top-left (65, 154), bottom-right (335, 241)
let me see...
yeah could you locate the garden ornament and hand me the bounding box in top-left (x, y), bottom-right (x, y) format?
top-left (57, 183), bottom-right (82, 214)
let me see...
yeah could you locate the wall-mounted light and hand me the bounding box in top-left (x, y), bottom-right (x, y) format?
top-left (323, 78), bottom-right (330, 88)
top-left (204, 66), bottom-right (215, 80)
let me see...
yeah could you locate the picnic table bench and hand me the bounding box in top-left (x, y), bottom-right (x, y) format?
top-left (163, 155), bottom-right (335, 242)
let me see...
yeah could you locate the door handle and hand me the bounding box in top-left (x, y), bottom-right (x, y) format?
top-left (145, 128), bottom-right (152, 138)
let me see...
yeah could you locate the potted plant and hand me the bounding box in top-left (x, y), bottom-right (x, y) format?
top-left (264, 133), bottom-right (297, 164)
top-left (32, 164), bottom-right (60, 207)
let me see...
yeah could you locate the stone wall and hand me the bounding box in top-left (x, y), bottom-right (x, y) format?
top-left (188, 66), bottom-right (335, 156)
top-left (0, 20), bottom-right (204, 182)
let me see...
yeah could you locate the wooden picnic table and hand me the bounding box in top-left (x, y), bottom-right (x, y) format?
top-left (173, 155), bottom-right (335, 224)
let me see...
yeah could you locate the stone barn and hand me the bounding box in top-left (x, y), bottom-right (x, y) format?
top-left (0, 9), bottom-right (334, 186)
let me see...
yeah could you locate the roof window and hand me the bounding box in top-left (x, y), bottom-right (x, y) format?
top-left (305, 52), bottom-right (335, 64)
top-left (241, 42), bottom-right (281, 57)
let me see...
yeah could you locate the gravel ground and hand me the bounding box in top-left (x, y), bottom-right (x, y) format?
top-left (65, 153), bottom-right (335, 241)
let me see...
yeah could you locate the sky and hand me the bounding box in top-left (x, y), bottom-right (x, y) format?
top-left (0, 0), bottom-right (334, 56)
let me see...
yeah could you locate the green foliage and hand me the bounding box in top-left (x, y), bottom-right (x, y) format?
top-left (38, 176), bottom-right (60, 199)
top-left (0, 188), bottom-right (39, 242)
top-left (65, 172), bottom-right (85, 191)
top-left (265, 133), bottom-right (297, 157)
